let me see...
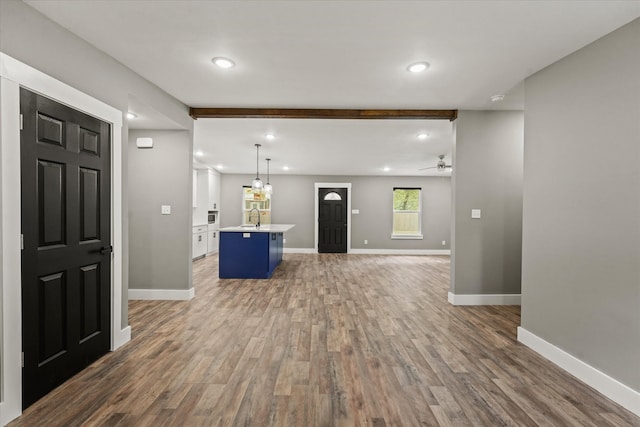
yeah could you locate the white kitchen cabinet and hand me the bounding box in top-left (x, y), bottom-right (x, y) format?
top-left (208, 169), bottom-right (220, 211)
top-left (207, 224), bottom-right (219, 254)
top-left (192, 225), bottom-right (207, 259)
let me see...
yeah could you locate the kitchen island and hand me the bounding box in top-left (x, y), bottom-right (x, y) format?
top-left (218, 224), bottom-right (295, 279)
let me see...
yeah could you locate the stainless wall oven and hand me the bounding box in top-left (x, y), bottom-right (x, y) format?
top-left (207, 211), bottom-right (217, 224)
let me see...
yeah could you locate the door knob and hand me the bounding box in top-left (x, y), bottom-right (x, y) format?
top-left (100, 245), bottom-right (113, 255)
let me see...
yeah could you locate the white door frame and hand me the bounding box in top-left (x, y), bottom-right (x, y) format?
top-left (314, 182), bottom-right (352, 253)
top-left (0, 53), bottom-right (130, 423)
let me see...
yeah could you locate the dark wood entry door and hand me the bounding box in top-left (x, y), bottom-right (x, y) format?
top-left (318, 187), bottom-right (348, 253)
top-left (20, 88), bottom-right (112, 408)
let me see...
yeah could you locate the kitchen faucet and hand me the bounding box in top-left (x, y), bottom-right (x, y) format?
top-left (249, 208), bottom-right (261, 228)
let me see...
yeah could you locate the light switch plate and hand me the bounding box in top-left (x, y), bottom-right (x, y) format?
top-left (471, 209), bottom-right (481, 219)
top-left (161, 205), bottom-right (171, 215)
top-left (352, 209), bottom-right (360, 214)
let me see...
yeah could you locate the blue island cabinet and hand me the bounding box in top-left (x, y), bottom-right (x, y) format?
top-left (219, 231), bottom-right (284, 279)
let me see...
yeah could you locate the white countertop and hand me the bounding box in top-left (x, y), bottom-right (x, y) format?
top-left (219, 224), bottom-right (296, 233)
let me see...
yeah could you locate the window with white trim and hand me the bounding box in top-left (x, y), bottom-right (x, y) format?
top-left (392, 187), bottom-right (423, 239)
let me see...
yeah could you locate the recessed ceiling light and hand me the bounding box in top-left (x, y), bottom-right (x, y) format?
top-left (490, 94), bottom-right (505, 102)
top-left (383, 166), bottom-right (390, 172)
top-left (216, 164), bottom-right (223, 170)
top-left (126, 112), bottom-right (137, 119)
top-left (282, 166), bottom-right (289, 171)
top-left (417, 133), bottom-right (429, 140)
top-left (265, 133), bottom-right (275, 140)
top-left (212, 57), bottom-right (235, 69)
top-left (407, 62), bottom-right (430, 73)
top-left (195, 150), bottom-right (204, 157)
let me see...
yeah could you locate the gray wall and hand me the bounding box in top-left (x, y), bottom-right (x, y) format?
top-left (0, 0), bottom-right (192, 324)
top-left (522, 19), bottom-right (640, 390)
top-left (220, 174), bottom-right (451, 250)
top-left (129, 130), bottom-right (193, 291)
top-left (451, 111), bottom-right (524, 295)
top-left (0, 0), bottom-right (190, 130)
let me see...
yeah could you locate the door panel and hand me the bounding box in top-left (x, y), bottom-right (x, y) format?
top-left (37, 113), bottom-right (64, 147)
top-left (80, 127), bottom-right (100, 155)
top-left (80, 167), bottom-right (100, 241)
top-left (38, 160), bottom-right (66, 247)
top-left (38, 272), bottom-right (67, 364)
top-left (333, 204), bottom-right (344, 222)
top-left (21, 88), bottom-right (111, 409)
top-left (80, 264), bottom-right (101, 341)
top-left (318, 187), bottom-right (347, 253)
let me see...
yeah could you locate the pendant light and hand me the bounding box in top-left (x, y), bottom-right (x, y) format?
top-left (264, 158), bottom-right (273, 195)
top-left (251, 144), bottom-right (263, 190)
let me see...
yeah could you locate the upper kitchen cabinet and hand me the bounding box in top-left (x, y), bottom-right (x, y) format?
top-left (208, 169), bottom-right (220, 211)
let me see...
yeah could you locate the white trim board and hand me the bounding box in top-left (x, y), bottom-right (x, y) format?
top-left (283, 248), bottom-right (451, 255)
top-left (517, 327), bottom-right (640, 417)
top-left (283, 248), bottom-right (317, 254)
top-left (114, 326), bottom-right (132, 350)
top-left (0, 66), bottom-right (23, 427)
top-left (351, 249), bottom-right (450, 256)
top-left (129, 288), bottom-right (195, 301)
top-left (0, 53), bottom-right (128, 424)
top-left (448, 292), bottom-right (521, 305)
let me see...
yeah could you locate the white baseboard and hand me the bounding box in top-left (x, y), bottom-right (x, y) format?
top-left (128, 287), bottom-right (195, 301)
top-left (112, 325), bottom-right (131, 350)
top-left (517, 327), bottom-right (640, 417)
top-left (350, 249), bottom-right (451, 255)
top-left (283, 248), bottom-right (316, 254)
top-left (448, 292), bottom-right (521, 305)
top-left (283, 248), bottom-right (451, 255)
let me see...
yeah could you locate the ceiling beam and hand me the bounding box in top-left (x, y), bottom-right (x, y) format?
top-left (189, 108), bottom-right (458, 121)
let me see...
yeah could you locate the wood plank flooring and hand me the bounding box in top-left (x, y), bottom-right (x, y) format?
top-left (10, 254), bottom-right (640, 426)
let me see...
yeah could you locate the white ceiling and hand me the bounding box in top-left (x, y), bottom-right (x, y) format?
top-left (25, 0), bottom-right (640, 175)
top-left (194, 118), bottom-right (455, 176)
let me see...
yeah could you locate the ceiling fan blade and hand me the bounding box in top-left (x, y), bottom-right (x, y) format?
top-left (419, 166), bottom-right (437, 171)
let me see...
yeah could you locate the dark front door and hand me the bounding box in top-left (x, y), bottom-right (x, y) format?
top-left (318, 187), bottom-right (347, 253)
top-left (20, 88), bottom-right (112, 408)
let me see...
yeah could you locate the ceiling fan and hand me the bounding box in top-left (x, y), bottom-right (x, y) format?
top-left (419, 154), bottom-right (453, 171)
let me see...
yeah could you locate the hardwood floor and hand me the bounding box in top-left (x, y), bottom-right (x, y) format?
top-left (10, 254), bottom-right (639, 426)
